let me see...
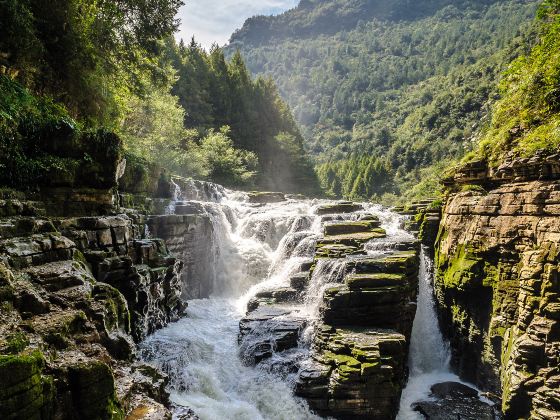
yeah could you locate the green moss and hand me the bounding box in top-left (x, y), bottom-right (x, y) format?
top-left (439, 245), bottom-right (484, 290)
top-left (68, 361), bottom-right (124, 420)
top-left (345, 273), bottom-right (405, 289)
top-left (0, 351), bottom-right (54, 419)
top-left (5, 332), bottom-right (29, 354)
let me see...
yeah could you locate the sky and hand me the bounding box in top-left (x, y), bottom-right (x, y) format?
top-left (176, 0), bottom-right (300, 50)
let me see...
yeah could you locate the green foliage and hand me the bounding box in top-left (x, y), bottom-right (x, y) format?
top-left (0, 0), bottom-right (183, 125)
top-left (316, 156), bottom-right (393, 200)
top-left (0, 75), bottom-right (122, 190)
top-left (469, 0), bottom-right (560, 164)
top-left (228, 0), bottom-right (538, 199)
top-left (164, 40), bottom-right (321, 193)
top-left (199, 127), bottom-right (258, 187)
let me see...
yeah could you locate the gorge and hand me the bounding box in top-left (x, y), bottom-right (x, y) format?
top-left (2, 0), bottom-right (560, 419)
top-left (0, 172), bottom-right (515, 419)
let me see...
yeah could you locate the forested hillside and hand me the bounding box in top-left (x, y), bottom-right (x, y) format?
top-left (0, 0), bottom-right (319, 194)
top-left (463, 0), bottom-right (560, 165)
top-left (229, 0), bottom-right (539, 202)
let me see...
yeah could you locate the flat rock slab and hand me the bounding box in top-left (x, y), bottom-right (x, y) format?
top-left (316, 202), bottom-right (363, 215)
top-left (413, 382), bottom-right (499, 420)
top-left (324, 220), bottom-right (382, 236)
top-left (247, 192), bottom-right (286, 204)
top-left (239, 305), bottom-right (307, 364)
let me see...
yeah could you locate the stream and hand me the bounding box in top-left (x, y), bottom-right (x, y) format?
top-left (139, 182), bottom-right (490, 419)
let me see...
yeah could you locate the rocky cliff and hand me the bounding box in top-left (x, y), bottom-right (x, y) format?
top-left (434, 157), bottom-right (560, 419)
top-left (0, 127), bottom-right (215, 418)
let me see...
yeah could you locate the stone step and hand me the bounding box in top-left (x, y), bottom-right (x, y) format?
top-left (295, 325), bottom-right (407, 419)
top-left (299, 260), bottom-right (314, 272)
top-left (0, 217), bottom-right (57, 240)
top-left (324, 220), bottom-right (382, 236)
top-left (345, 273), bottom-right (407, 290)
top-left (315, 202), bottom-right (363, 215)
top-left (345, 250), bottom-right (418, 275)
top-left (315, 243), bottom-right (365, 259)
top-left (0, 234), bottom-right (78, 269)
top-left (247, 192), bottom-right (286, 204)
top-left (247, 287), bottom-right (300, 312)
top-left (317, 228), bottom-right (387, 249)
top-left (290, 272), bottom-right (309, 291)
top-left (321, 285), bottom-right (417, 332)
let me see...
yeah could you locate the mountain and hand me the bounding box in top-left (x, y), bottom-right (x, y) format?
top-left (227, 0), bottom-right (539, 202)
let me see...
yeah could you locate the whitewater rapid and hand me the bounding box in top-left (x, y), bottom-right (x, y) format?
top-left (139, 180), bottom-right (447, 420)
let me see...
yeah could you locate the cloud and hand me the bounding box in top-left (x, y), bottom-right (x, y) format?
top-left (176, 0), bottom-right (299, 49)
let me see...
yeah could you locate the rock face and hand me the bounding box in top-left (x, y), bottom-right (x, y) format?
top-left (236, 205), bottom-right (421, 419)
top-left (296, 248), bottom-right (419, 419)
top-left (435, 180), bottom-right (560, 419)
top-left (0, 211), bottom-right (186, 418)
top-left (147, 215), bottom-right (214, 299)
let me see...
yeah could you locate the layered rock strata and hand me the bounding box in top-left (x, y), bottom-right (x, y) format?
top-left (238, 206), bottom-right (421, 419)
top-left (435, 180), bottom-right (560, 419)
top-left (0, 204), bottom-right (191, 418)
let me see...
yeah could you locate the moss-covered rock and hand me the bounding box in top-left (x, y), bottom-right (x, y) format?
top-left (296, 326), bottom-right (408, 419)
top-left (0, 351), bottom-right (54, 419)
top-left (68, 361), bottom-right (124, 420)
top-left (323, 220), bottom-right (381, 236)
top-left (435, 181), bottom-right (560, 419)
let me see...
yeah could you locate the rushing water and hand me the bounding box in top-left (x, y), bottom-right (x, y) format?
top-left (141, 183), bottom-right (330, 419)
top-left (142, 180), bottom-right (458, 420)
top-left (396, 246), bottom-right (485, 419)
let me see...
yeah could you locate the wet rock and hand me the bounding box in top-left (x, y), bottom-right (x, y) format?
top-left (147, 214), bottom-right (214, 299)
top-left (317, 228), bottom-right (386, 250)
top-left (324, 220), bottom-right (382, 236)
top-left (296, 326), bottom-right (408, 419)
top-left (247, 287), bottom-right (300, 312)
top-left (412, 382), bottom-right (499, 420)
top-left (247, 191), bottom-right (286, 204)
top-left (239, 305), bottom-right (307, 364)
top-left (290, 272), bottom-right (309, 291)
top-left (315, 202), bottom-right (363, 215)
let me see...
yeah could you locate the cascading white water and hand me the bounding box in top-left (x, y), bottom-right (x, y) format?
top-left (166, 179), bottom-right (183, 215)
top-left (141, 183), bottom-right (428, 420)
top-left (397, 247), bottom-right (467, 419)
top-left (141, 183), bottom-right (329, 420)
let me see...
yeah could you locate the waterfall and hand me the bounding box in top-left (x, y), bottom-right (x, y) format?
top-left (165, 179), bottom-right (183, 215)
top-left (397, 247), bottom-right (461, 419)
top-left (141, 187), bottom-right (435, 420)
top-left (140, 187), bottom-right (330, 420)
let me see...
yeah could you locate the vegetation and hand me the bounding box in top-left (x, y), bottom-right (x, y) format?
top-left (0, 0), bottom-right (319, 193)
top-left (465, 0), bottom-right (560, 165)
top-left (229, 0), bottom-right (539, 202)
top-left (165, 40), bottom-right (320, 192)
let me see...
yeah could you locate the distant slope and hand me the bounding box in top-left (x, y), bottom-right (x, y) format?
top-left (227, 0), bottom-right (539, 202)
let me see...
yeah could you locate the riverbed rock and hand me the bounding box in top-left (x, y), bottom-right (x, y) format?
top-left (247, 191), bottom-right (286, 203)
top-left (239, 305), bottom-right (307, 364)
top-left (323, 219), bottom-right (381, 236)
top-left (0, 209), bottom-right (183, 418)
top-left (295, 325), bottom-right (408, 419)
top-left (147, 214), bottom-right (214, 299)
top-left (315, 202), bottom-right (363, 215)
top-left (412, 382), bottom-right (499, 420)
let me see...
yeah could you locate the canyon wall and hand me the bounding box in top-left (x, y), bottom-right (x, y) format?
top-left (433, 165), bottom-right (560, 419)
